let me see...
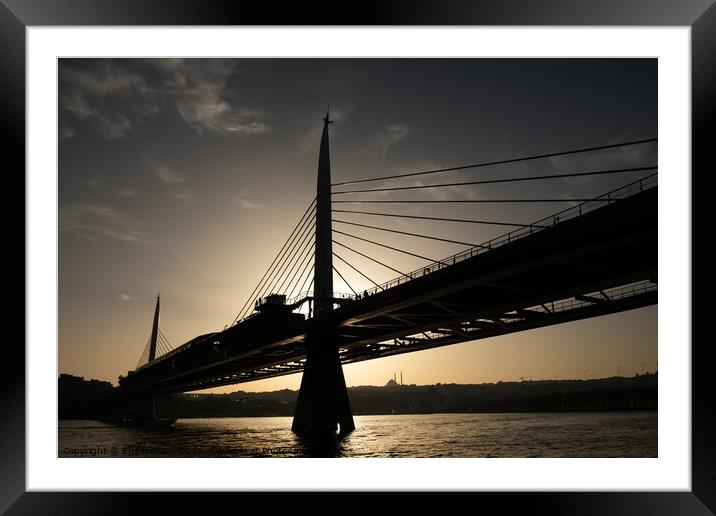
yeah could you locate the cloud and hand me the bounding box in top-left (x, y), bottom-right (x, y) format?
top-left (362, 125), bottom-right (411, 156)
top-left (171, 189), bottom-right (195, 201)
top-left (60, 63), bottom-right (145, 96)
top-left (119, 294), bottom-right (132, 302)
top-left (59, 204), bottom-right (159, 244)
top-left (236, 199), bottom-right (262, 209)
top-left (144, 154), bottom-right (195, 201)
top-left (59, 125), bottom-right (75, 140)
top-left (61, 92), bottom-right (132, 138)
top-left (80, 181), bottom-right (139, 198)
top-left (144, 154), bottom-right (184, 184)
top-left (154, 59), bottom-right (269, 135)
top-left (59, 59), bottom-right (269, 138)
top-left (234, 190), bottom-right (262, 209)
top-left (116, 188), bottom-right (138, 198)
top-left (176, 100), bottom-right (268, 135)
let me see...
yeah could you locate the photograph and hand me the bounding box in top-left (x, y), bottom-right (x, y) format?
top-left (57, 57), bottom-right (658, 459)
top-left (5, 0), bottom-right (711, 511)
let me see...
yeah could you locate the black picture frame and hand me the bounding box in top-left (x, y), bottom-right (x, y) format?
top-left (5, 1), bottom-right (711, 514)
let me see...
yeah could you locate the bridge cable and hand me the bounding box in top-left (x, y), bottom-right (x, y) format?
top-left (288, 240), bottom-right (316, 299)
top-left (136, 336), bottom-right (151, 369)
top-left (153, 338), bottom-right (165, 357)
top-left (331, 166), bottom-right (657, 195)
top-left (234, 203), bottom-right (314, 321)
top-left (241, 207), bottom-right (316, 318)
top-left (288, 259), bottom-right (314, 300)
top-left (334, 210), bottom-right (548, 229)
top-left (259, 211), bottom-right (316, 300)
top-left (158, 328), bottom-right (173, 349)
top-left (157, 331), bottom-right (171, 351)
top-left (156, 339), bottom-right (169, 357)
top-left (333, 251), bottom-right (383, 290)
top-left (332, 197), bottom-right (616, 204)
top-left (274, 230), bottom-right (315, 296)
top-left (333, 175), bottom-right (659, 300)
top-left (331, 138), bottom-right (658, 187)
top-left (296, 274), bottom-right (315, 304)
top-left (333, 240), bottom-right (409, 279)
top-left (334, 229), bottom-right (441, 265)
top-left (140, 336), bottom-right (150, 365)
top-left (277, 231), bottom-right (315, 296)
top-left (231, 198), bottom-right (316, 324)
top-left (154, 335), bottom-right (165, 353)
top-left (267, 215), bottom-right (316, 297)
top-left (288, 247), bottom-right (316, 300)
top-left (157, 337), bottom-right (172, 356)
top-left (333, 218), bottom-right (486, 248)
top-left (236, 207), bottom-right (316, 322)
top-left (333, 265), bottom-right (358, 296)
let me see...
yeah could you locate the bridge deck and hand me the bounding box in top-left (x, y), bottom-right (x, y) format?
top-left (120, 185), bottom-right (657, 394)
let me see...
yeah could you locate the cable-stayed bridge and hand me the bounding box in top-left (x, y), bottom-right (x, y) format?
top-left (118, 112), bottom-right (657, 435)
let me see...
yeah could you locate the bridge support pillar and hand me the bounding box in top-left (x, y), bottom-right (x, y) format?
top-left (292, 334), bottom-right (355, 436)
top-left (123, 393), bottom-right (156, 423)
top-left (122, 393), bottom-right (177, 427)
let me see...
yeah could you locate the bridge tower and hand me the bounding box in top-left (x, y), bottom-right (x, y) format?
top-left (292, 109), bottom-right (356, 436)
top-left (122, 294), bottom-right (176, 426)
top-left (148, 294), bottom-right (160, 362)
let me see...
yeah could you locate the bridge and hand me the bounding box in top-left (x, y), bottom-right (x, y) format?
top-left (118, 111), bottom-right (658, 436)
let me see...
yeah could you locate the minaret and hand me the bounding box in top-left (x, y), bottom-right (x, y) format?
top-left (148, 294), bottom-right (160, 362)
top-left (314, 108), bottom-right (334, 314)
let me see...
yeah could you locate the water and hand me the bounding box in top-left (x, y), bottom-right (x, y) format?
top-left (59, 412), bottom-right (657, 458)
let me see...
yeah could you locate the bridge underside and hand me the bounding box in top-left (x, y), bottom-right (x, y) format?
top-left (120, 187), bottom-right (657, 395)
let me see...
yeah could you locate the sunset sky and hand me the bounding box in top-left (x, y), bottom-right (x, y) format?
top-left (58, 58), bottom-right (657, 392)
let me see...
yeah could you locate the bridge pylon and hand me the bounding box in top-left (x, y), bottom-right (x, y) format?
top-left (292, 109), bottom-right (355, 436)
top-left (148, 293), bottom-right (160, 362)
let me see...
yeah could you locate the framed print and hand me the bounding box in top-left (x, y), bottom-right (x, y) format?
top-left (5, 0), bottom-right (712, 513)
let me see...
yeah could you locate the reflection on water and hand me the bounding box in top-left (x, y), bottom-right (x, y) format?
top-left (59, 412), bottom-right (657, 458)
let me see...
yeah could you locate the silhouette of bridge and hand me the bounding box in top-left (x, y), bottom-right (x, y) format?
top-left (118, 112), bottom-right (657, 435)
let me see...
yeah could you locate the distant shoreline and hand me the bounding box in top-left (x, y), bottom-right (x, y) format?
top-left (59, 373), bottom-right (657, 421)
top-left (60, 408), bottom-right (658, 423)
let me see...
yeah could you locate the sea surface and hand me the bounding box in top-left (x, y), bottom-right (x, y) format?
top-left (59, 412), bottom-right (657, 458)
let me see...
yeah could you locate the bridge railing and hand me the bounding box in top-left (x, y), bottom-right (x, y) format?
top-left (285, 291), bottom-right (355, 304)
top-left (357, 174), bottom-right (658, 298)
top-left (133, 332), bottom-right (219, 373)
top-left (378, 280), bottom-right (657, 346)
top-left (521, 280), bottom-right (657, 317)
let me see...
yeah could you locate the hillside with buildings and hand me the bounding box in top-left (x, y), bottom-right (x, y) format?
top-left (59, 373), bottom-right (657, 421)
